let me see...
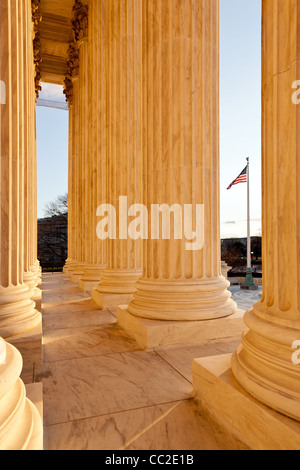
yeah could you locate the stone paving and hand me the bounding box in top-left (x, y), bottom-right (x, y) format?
top-left (229, 285), bottom-right (262, 312)
top-left (19, 274), bottom-right (260, 450)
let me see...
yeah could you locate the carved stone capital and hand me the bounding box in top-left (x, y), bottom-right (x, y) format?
top-left (72, 0), bottom-right (89, 43)
top-left (63, 44), bottom-right (80, 104)
top-left (31, 0), bottom-right (42, 100)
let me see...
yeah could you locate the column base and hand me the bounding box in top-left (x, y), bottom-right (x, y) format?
top-left (92, 290), bottom-right (134, 310)
top-left (30, 262), bottom-right (42, 287)
top-left (192, 354), bottom-right (300, 450)
top-left (23, 271), bottom-right (38, 293)
top-left (117, 305), bottom-right (246, 349)
top-left (231, 307), bottom-right (300, 422)
top-left (63, 259), bottom-right (77, 277)
top-left (31, 287), bottom-right (42, 301)
top-left (127, 277), bottom-right (237, 321)
top-left (63, 259), bottom-right (71, 274)
top-left (71, 263), bottom-right (85, 284)
top-left (0, 285), bottom-right (42, 340)
top-left (0, 340), bottom-right (43, 450)
top-left (78, 264), bottom-right (105, 292)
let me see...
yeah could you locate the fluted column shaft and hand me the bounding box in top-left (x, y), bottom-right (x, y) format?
top-left (0, 0), bottom-right (41, 338)
top-left (79, 0), bottom-right (106, 291)
top-left (232, 0), bottom-right (300, 421)
top-left (92, 0), bottom-right (143, 307)
top-left (23, 0), bottom-right (40, 298)
top-left (71, 40), bottom-right (89, 283)
top-left (63, 103), bottom-right (74, 274)
top-left (127, 0), bottom-right (236, 321)
top-left (69, 78), bottom-right (80, 272)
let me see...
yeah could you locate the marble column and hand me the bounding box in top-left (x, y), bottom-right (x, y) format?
top-left (66, 77), bottom-right (81, 279)
top-left (0, 0), bottom-right (41, 338)
top-left (30, 105), bottom-right (42, 291)
top-left (125, 0), bottom-right (236, 321)
top-left (232, 0), bottom-right (300, 421)
top-left (63, 102), bottom-right (77, 276)
top-left (92, 0), bottom-right (143, 309)
top-left (0, 337), bottom-right (43, 450)
top-left (70, 40), bottom-right (89, 284)
top-left (23, 1), bottom-right (41, 301)
top-left (78, 0), bottom-right (106, 292)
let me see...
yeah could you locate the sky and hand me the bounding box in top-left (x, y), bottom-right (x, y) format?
top-left (36, 0), bottom-right (262, 238)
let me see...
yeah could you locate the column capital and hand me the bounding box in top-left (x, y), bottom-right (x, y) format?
top-left (31, 0), bottom-right (42, 100)
top-left (72, 0), bottom-right (89, 43)
top-left (63, 44), bottom-right (80, 104)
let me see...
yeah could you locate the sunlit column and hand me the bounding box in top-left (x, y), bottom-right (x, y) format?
top-left (23, 0), bottom-right (41, 300)
top-left (79, 0), bottom-right (106, 292)
top-left (92, 0), bottom-right (143, 309)
top-left (126, 0), bottom-right (236, 321)
top-left (232, 0), bottom-right (300, 421)
top-left (0, 0), bottom-right (41, 338)
top-left (63, 102), bottom-right (75, 275)
top-left (70, 39), bottom-right (89, 283)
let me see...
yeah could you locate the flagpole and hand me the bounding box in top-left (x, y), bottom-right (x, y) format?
top-left (247, 157), bottom-right (251, 269)
top-left (241, 157), bottom-right (258, 290)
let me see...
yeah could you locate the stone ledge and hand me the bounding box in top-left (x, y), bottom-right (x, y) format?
top-left (117, 306), bottom-right (246, 349)
top-left (92, 291), bottom-right (134, 310)
top-left (70, 273), bottom-right (83, 284)
top-left (192, 353), bottom-right (300, 450)
top-left (6, 322), bottom-right (42, 345)
top-left (78, 279), bottom-right (101, 293)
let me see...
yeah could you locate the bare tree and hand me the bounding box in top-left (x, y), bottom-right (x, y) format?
top-left (39, 194), bottom-right (68, 270)
top-left (44, 193), bottom-right (68, 218)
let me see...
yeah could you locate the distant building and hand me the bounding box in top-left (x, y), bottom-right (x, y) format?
top-left (221, 237), bottom-right (262, 275)
top-left (38, 215), bottom-right (68, 270)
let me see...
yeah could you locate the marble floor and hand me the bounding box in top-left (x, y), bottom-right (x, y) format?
top-left (22, 274), bottom-right (255, 450)
top-left (229, 285), bottom-right (262, 311)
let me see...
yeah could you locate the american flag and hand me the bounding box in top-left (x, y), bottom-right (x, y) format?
top-left (227, 165), bottom-right (248, 190)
